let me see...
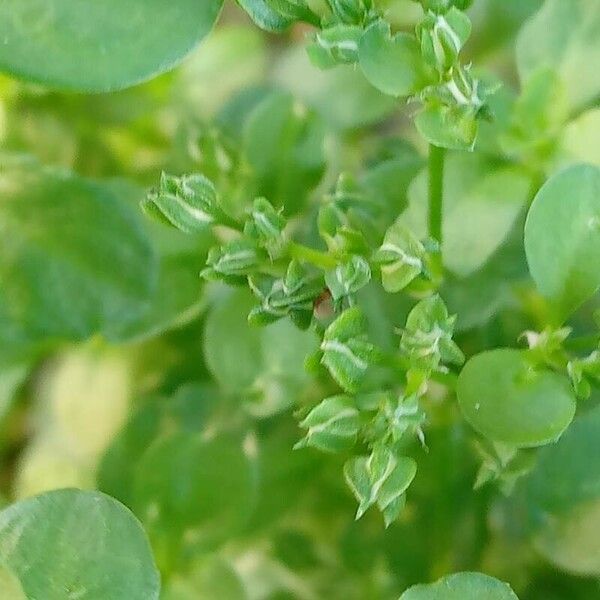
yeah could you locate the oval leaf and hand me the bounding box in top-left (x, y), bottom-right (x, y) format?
top-left (524, 164), bottom-right (600, 318)
top-left (0, 167), bottom-right (157, 362)
top-left (0, 489), bottom-right (160, 599)
top-left (0, 0), bottom-right (223, 92)
top-left (517, 0), bottom-right (600, 112)
top-left (457, 349), bottom-right (576, 448)
top-left (400, 571), bottom-right (519, 600)
top-left (359, 20), bottom-right (430, 97)
top-left (132, 431), bottom-right (257, 545)
top-left (524, 407), bottom-right (600, 575)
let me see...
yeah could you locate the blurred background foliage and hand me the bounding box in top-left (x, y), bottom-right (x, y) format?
top-left (1, 1), bottom-right (600, 598)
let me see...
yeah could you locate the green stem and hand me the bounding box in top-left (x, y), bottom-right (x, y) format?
top-left (289, 241), bottom-right (337, 270)
top-left (215, 208), bottom-right (243, 233)
top-left (428, 144), bottom-right (445, 246)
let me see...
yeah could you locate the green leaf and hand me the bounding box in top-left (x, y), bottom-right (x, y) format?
top-left (325, 255), bottom-right (372, 301)
top-left (243, 91), bottom-right (326, 215)
top-left (401, 295), bottom-right (464, 370)
top-left (415, 103), bottom-right (478, 151)
top-left (0, 564), bottom-right (26, 599)
top-left (237, 0), bottom-right (295, 32)
top-left (0, 489), bottom-right (160, 599)
top-left (404, 154), bottom-right (530, 277)
top-left (308, 25), bottom-right (363, 67)
top-left (0, 167), bottom-right (156, 362)
top-left (344, 448), bottom-right (416, 525)
top-left (162, 556), bottom-right (246, 600)
top-left (458, 349), bottom-right (576, 448)
top-left (417, 7), bottom-right (472, 72)
top-left (400, 571), bottom-right (519, 600)
top-left (560, 108), bottom-right (600, 167)
top-left (98, 385), bottom-right (219, 507)
top-left (274, 45), bottom-right (396, 130)
top-left (373, 220), bottom-right (429, 293)
top-left (359, 20), bottom-right (432, 97)
top-left (516, 0), bottom-right (600, 112)
top-left (0, 363), bottom-right (29, 424)
top-left (204, 288), bottom-right (317, 416)
top-left (525, 407), bottom-right (600, 575)
top-left (524, 164), bottom-right (600, 318)
top-left (132, 431), bottom-right (257, 546)
top-left (0, 0), bottom-right (223, 92)
top-left (320, 307), bottom-right (378, 393)
top-left (559, 109), bottom-right (600, 169)
top-left (142, 173), bottom-right (218, 234)
top-left (296, 395), bottom-right (360, 452)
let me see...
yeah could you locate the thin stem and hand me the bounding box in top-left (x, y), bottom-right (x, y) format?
top-left (215, 208), bottom-right (243, 233)
top-left (428, 144), bottom-right (445, 246)
top-left (288, 241), bottom-right (337, 270)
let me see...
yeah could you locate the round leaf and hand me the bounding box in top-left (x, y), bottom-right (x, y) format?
top-left (524, 164), bottom-right (600, 318)
top-left (0, 167), bottom-right (157, 362)
top-left (0, 0), bottom-right (223, 92)
top-left (400, 571), bottom-right (519, 600)
top-left (457, 349), bottom-right (576, 448)
top-left (359, 20), bottom-right (430, 97)
top-left (0, 489), bottom-right (160, 599)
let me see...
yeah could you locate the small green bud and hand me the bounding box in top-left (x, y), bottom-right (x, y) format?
top-left (321, 307), bottom-right (379, 392)
top-left (200, 239), bottom-right (265, 284)
top-left (400, 295), bottom-right (464, 371)
top-left (376, 394), bottom-right (427, 445)
top-left (344, 447), bottom-right (416, 526)
top-left (247, 262), bottom-right (323, 326)
top-left (326, 0), bottom-right (373, 25)
top-left (473, 440), bottom-right (536, 495)
top-left (308, 25), bottom-right (363, 67)
top-left (143, 172), bottom-right (218, 233)
top-left (567, 360), bottom-right (591, 400)
top-left (245, 197), bottom-right (286, 258)
top-left (417, 8), bottom-right (471, 72)
top-left (295, 395), bottom-right (360, 452)
top-left (373, 221), bottom-right (429, 293)
top-left (325, 255), bottom-right (371, 301)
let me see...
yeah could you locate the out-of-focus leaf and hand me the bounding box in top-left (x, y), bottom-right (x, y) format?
top-left (0, 489), bottom-right (160, 599)
top-left (523, 406), bottom-right (600, 575)
top-left (132, 430), bottom-right (257, 548)
top-left (162, 555), bottom-right (246, 600)
top-left (516, 0), bottom-right (600, 112)
top-left (204, 288), bottom-right (317, 416)
top-left (0, 564), bottom-right (26, 599)
top-left (404, 153), bottom-right (530, 277)
top-left (274, 46), bottom-right (396, 130)
top-left (0, 166), bottom-right (157, 363)
top-left (242, 91), bottom-right (326, 215)
top-left (0, 0), bottom-right (223, 92)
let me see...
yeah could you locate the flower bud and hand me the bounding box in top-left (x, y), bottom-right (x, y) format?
top-left (325, 255), bottom-right (371, 301)
top-left (143, 172), bottom-right (218, 233)
top-left (295, 395), bottom-right (360, 452)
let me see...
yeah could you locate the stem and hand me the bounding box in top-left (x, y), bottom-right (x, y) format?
top-left (289, 241), bottom-right (337, 270)
top-left (428, 144), bottom-right (445, 246)
top-left (215, 208), bottom-right (243, 233)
